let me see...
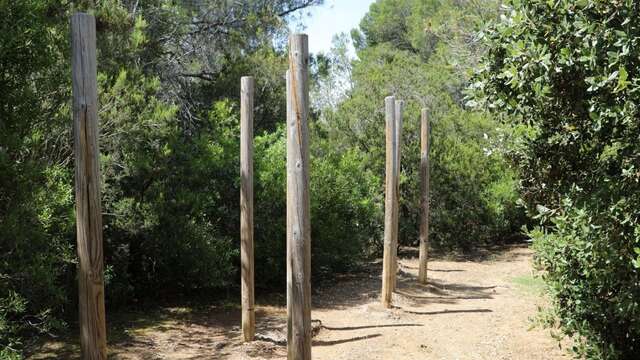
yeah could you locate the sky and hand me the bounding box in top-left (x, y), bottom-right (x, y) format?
top-left (291, 0), bottom-right (376, 56)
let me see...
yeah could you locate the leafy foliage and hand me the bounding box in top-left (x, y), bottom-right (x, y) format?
top-left (0, 0), bottom-right (527, 357)
top-left (530, 196), bottom-right (640, 360)
top-left (324, 0), bottom-right (522, 250)
top-left (474, 0), bottom-right (640, 358)
top-left (253, 127), bottom-right (381, 286)
top-left (1, 1), bottom-right (74, 356)
top-left (0, 0), bottom-right (322, 356)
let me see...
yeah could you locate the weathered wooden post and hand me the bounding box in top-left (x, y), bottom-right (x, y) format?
top-left (286, 69), bottom-right (292, 339)
top-left (381, 96), bottom-right (397, 308)
top-left (240, 76), bottom-right (255, 342)
top-left (391, 100), bottom-right (404, 291)
top-left (71, 12), bottom-right (107, 360)
top-left (286, 34), bottom-right (312, 360)
top-left (418, 108), bottom-right (430, 284)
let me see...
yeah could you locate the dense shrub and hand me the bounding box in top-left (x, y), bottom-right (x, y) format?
top-left (427, 109), bottom-right (522, 250)
top-left (0, 0), bottom-right (322, 356)
top-left (310, 141), bottom-right (382, 275)
top-left (254, 127), bottom-right (382, 287)
top-left (1, 0), bottom-right (526, 357)
top-left (475, 0), bottom-right (640, 358)
top-left (531, 194), bottom-right (640, 359)
top-left (0, 1), bottom-right (74, 356)
top-left (322, 0), bottom-right (522, 251)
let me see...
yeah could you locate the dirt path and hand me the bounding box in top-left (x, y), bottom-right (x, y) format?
top-left (30, 246), bottom-right (569, 360)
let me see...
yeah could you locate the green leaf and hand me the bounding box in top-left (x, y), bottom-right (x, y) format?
top-left (616, 66), bottom-right (629, 92)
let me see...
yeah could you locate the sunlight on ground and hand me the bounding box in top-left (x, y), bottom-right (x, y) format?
top-left (511, 275), bottom-right (546, 296)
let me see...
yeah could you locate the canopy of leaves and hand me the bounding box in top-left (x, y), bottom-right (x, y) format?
top-left (0, 0), bottom-right (527, 357)
top-left (321, 0), bottom-right (522, 250)
top-left (474, 1), bottom-right (640, 358)
top-left (0, 0), bottom-right (324, 355)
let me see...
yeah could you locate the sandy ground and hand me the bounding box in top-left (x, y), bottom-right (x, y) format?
top-left (29, 245), bottom-right (570, 360)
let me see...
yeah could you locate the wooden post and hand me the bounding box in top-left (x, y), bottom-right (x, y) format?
top-left (391, 100), bottom-right (403, 291)
top-left (418, 108), bottom-right (430, 284)
top-left (286, 34), bottom-right (312, 360)
top-left (381, 96), bottom-right (396, 308)
top-left (71, 12), bottom-right (107, 360)
top-left (285, 69), bottom-right (292, 342)
top-left (240, 76), bottom-right (255, 342)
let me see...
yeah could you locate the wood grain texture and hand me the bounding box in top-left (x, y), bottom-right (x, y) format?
top-left (71, 12), bottom-right (107, 360)
top-left (418, 108), bottom-right (430, 284)
top-left (391, 100), bottom-right (404, 292)
top-left (285, 70), bottom-right (292, 343)
top-left (286, 34), bottom-right (312, 360)
top-left (240, 76), bottom-right (255, 342)
top-left (381, 96), bottom-right (396, 308)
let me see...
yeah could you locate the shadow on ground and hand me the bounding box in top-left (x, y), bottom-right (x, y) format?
top-left (27, 245), bottom-right (527, 359)
top-left (399, 243), bottom-right (531, 263)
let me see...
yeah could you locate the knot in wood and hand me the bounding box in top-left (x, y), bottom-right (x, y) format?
top-left (88, 270), bottom-right (103, 283)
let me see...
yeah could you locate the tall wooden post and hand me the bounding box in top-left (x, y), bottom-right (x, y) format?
top-left (286, 69), bottom-right (292, 341)
top-left (418, 108), bottom-right (430, 284)
top-left (240, 76), bottom-right (255, 342)
top-left (286, 34), bottom-right (312, 360)
top-left (381, 96), bottom-right (397, 308)
top-left (71, 12), bottom-right (107, 360)
top-left (391, 100), bottom-right (404, 291)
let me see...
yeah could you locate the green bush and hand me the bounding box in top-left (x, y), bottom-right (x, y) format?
top-left (0, 0), bottom-right (327, 355)
top-left (0, 163), bottom-right (73, 357)
top-left (0, 1), bottom-right (73, 353)
top-left (254, 127), bottom-right (382, 287)
top-left (531, 194), bottom-right (639, 359)
top-left (1, 0), bottom-right (525, 356)
top-left (101, 94), bottom-right (239, 299)
top-left (474, 0), bottom-right (640, 358)
top-left (310, 143), bottom-right (382, 275)
top-left (322, 0), bottom-right (522, 251)
top-left (426, 110), bottom-right (522, 250)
